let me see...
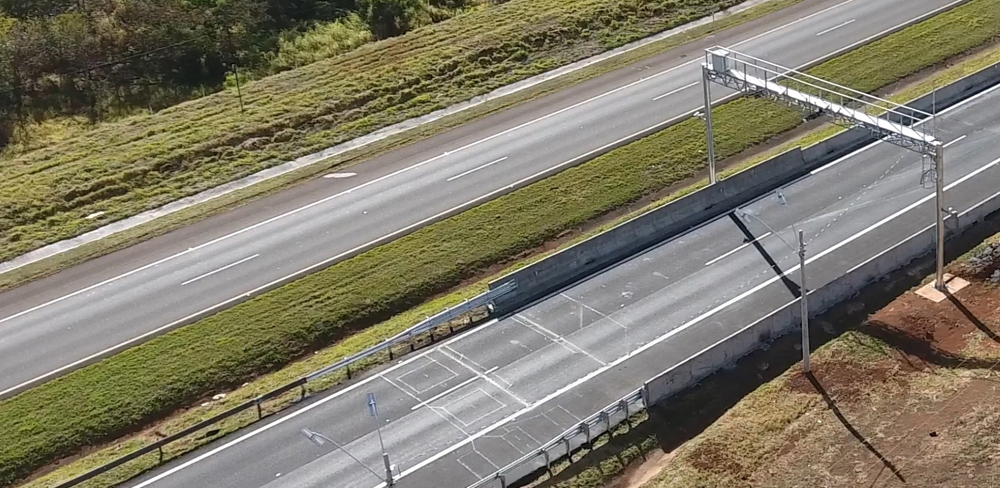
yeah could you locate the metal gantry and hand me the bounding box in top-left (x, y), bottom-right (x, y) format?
top-left (699, 47), bottom-right (948, 292)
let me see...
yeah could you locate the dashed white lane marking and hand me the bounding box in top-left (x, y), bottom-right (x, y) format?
top-left (652, 81), bottom-right (699, 101)
top-left (944, 134), bottom-right (967, 147)
top-left (815, 18), bottom-right (855, 36)
top-left (180, 254), bottom-right (259, 286)
top-left (446, 157), bottom-right (509, 182)
top-left (323, 172), bottom-right (357, 179)
top-left (705, 232), bottom-right (772, 266)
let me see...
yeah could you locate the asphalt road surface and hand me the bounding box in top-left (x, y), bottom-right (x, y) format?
top-left (123, 75), bottom-right (1000, 488)
top-left (0, 0), bottom-right (966, 399)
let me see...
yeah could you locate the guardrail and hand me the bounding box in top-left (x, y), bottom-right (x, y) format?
top-left (53, 282), bottom-right (516, 488)
top-left (467, 386), bottom-right (647, 488)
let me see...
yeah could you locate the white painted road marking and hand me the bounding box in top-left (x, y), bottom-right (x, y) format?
top-left (447, 157), bottom-right (509, 182)
top-left (944, 134), bottom-right (967, 147)
top-left (410, 369), bottom-right (496, 412)
top-left (652, 81), bottom-right (700, 101)
top-left (181, 255), bottom-right (259, 286)
top-left (705, 232), bottom-right (772, 266)
top-left (816, 18), bottom-right (855, 36)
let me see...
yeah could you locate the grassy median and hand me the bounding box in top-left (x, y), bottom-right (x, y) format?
top-left (4, 0), bottom-right (1000, 486)
top-left (0, 0), bottom-right (750, 263)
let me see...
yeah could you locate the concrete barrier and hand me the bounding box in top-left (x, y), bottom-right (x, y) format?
top-left (491, 60), bottom-right (1000, 314)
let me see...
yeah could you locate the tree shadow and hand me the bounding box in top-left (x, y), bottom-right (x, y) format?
top-left (805, 372), bottom-right (905, 484)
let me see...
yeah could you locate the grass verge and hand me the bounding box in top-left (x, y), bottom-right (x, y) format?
top-left (0, 0), bottom-right (806, 293)
top-left (4, 0), bottom-right (1000, 485)
top-left (0, 0), bottom-right (760, 263)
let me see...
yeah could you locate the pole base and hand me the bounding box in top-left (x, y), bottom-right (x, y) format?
top-left (915, 273), bottom-right (969, 303)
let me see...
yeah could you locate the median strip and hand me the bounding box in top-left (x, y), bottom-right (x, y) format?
top-left (5, 1), bottom-right (1000, 487)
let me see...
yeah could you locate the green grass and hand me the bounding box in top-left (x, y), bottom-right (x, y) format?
top-left (0, 0), bottom-right (749, 263)
top-left (4, 0), bottom-right (1000, 485)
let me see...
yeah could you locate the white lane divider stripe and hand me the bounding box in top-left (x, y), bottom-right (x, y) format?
top-left (180, 255), bottom-right (259, 286)
top-left (705, 232), bottom-right (772, 267)
top-left (652, 81), bottom-right (700, 101)
top-left (816, 18), bottom-right (856, 36)
top-left (447, 157), bottom-right (508, 182)
top-left (943, 134), bottom-right (967, 147)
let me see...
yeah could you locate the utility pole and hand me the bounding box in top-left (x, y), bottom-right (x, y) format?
top-left (798, 229), bottom-right (810, 373)
top-left (223, 20), bottom-right (245, 114)
top-left (701, 65), bottom-right (717, 185)
top-left (368, 393), bottom-right (394, 486)
top-left (934, 146), bottom-right (946, 290)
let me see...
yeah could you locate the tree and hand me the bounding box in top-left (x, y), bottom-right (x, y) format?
top-left (360, 0), bottom-right (427, 39)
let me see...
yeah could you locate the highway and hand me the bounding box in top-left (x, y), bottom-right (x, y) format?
top-left (0, 0), bottom-right (964, 399)
top-left (123, 76), bottom-right (1000, 488)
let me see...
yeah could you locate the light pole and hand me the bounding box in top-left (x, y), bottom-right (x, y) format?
top-left (700, 65), bottom-right (718, 185)
top-left (734, 197), bottom-right (810, 373)
top-left (933, 146), bottom-right (946, 291)
top-left (300, 428), bottom-right (387, 484)
top-left (368, 393), bottom-right (395, 487)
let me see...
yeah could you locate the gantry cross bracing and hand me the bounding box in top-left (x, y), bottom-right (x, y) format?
top-left (702, 47), bottom-right (942, 159)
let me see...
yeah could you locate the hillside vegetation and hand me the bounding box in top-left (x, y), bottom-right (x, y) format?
top-left (0, 0), bottom-right (743, 263)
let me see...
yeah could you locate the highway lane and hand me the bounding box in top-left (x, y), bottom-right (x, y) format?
top-left (123, 77), bottom-right (1000, 488)
top-left (0, 0), bottom-right (964, 398)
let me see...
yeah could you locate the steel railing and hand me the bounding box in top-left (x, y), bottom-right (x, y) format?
top-left (467, 386), bottom-right (647, 488)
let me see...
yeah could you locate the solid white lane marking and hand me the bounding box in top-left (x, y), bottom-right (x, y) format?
top-left (180, 255), bottom-right (259, 286)
top-left (816, 18), bottom-right (855, 36)
top-left (0, 0), bottom-right (864, 332)
top-left (943, 134), bottom-right (967, 147)
top-left (652, 81), bottom-right (699, 101)
top-left (559, 293), bottom-right (627, 330)
top-left (410, 369), bottom-right (495, 411)
top-left (705, 232), bottom-right (772, 266)
top-left (446, 157), bottom-right (508, 182)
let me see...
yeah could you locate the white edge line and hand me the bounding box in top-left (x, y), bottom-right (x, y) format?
top-left (704, 232), bottom-right (771, 266)
top-left (180, 254), bottom-right (259, 286)
top-left (815, 18), bottom-right (855, 36)
top-left (447, 157), bottom-right (509, 182)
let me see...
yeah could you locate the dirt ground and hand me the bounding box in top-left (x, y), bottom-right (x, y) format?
top-left (627, 241), bottom-right (1000, 488)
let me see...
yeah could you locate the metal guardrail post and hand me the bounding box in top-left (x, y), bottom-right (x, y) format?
top-left (499, 474), bottom-right (507, 488)
top-left (563, 438), bottom-right (571, 459)
top-left (543, 450), bottom-right (551, 473)
top-left (583, 422), bottom-right (592, 447)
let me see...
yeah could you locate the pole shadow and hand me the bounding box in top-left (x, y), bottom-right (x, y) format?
top-left (805, 372), bottom-right (906, 484)
top-left (728, 213), bottom-right (801, 297)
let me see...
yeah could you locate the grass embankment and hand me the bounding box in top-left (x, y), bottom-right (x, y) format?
top-left (0, 0), bottom-right (749, 263)
top-left (4, 0), bottom-right (1000, 486)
